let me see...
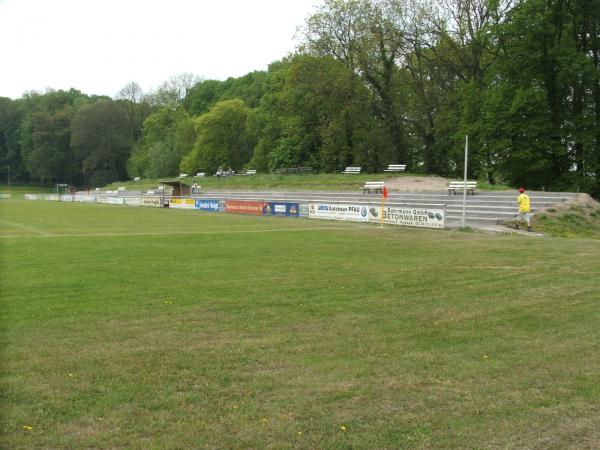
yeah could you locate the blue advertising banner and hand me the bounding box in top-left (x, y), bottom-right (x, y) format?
top-left (195, 199), bottom-right (220, 212)
top-left (264, 202), bottom-right (300, 217)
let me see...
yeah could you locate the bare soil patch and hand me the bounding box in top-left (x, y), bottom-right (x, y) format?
top-left (385, 176), bottom-right (450, 191)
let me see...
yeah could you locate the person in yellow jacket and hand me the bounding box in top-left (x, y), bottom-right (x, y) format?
top-left (516, 187), bottom-right (532, 231)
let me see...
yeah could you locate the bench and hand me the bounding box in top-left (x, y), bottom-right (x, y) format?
top-left (178, 173), bottom-right (188, 178)
top-left (448, 181), bottom-right (477, 195)
top-left (274, 167), bottom-right (313, 174)
top-left (196, 172), bottom-right (205, 177)
top-left (342, 166), bottom-right (361, 174)
top-left (384, 164), bottom-right (406, 172)
top-left (133, 177), bottom-right (141, 182)
top-left (236, 169), bottom-right (257, 176)
top-left (363, 181), bottom-right (385, 194)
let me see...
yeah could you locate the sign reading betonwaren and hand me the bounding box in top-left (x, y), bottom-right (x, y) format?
top-left (368, 206), bottom-right (445, 229)
top-left (308, 203), bottom-right (369, 222)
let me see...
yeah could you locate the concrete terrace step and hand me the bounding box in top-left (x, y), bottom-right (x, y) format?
top-left (198, 189), bottom-right (576, 225)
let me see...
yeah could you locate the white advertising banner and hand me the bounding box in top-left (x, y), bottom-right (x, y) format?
top-left (368, 205), bottom-right (445, 229)
top-left (308, 203), bottom-right (369, 222)
top-left (25, 194), bottom-right (38, 200)
top-left (74, 195), bottom-right (96, 203)
top-left (123, 197), bottom-right (141, 206)
top-left (106, 197), bottom-right (126, 205)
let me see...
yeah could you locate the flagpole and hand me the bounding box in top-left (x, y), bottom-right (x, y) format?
top-left (462, 135), bottom-right (468, 228)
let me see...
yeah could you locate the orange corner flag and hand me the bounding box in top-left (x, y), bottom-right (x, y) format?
top-left (383, 186), bottom-right (389, 198)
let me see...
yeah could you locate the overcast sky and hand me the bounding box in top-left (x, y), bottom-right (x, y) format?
top-left (0, 0), bottom-right (319, 100)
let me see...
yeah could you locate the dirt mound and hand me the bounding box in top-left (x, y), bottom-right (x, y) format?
top-left (385, 176), bottom-right (450, 191)
top-left (533, 193), bottom-right (600, 238)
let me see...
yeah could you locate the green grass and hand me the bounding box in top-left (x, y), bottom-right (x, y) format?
top-left (106, 173), bottom-right (431, 192)
top-left (2, 199), bottom-right (600, 448)
top-left (0, 185), bottom-right (55, 198)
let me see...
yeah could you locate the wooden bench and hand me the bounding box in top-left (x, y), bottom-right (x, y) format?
top-left (384, 164), bottom-right (406, 172)
top-left (342, 166), bottom-right (361, 174)
top-left (363, 181), bottom-right (385, 194)
top-left (448, 181), bottom-right (477, 195)
top-left (234, 169), bottom-right (257, 176)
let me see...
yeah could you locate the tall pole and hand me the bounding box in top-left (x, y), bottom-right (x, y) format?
top-left (462, 135), bottom-right (468, 227)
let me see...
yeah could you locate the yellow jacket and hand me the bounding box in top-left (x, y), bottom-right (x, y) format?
top-left (518, 193), bottom-right (531, 213)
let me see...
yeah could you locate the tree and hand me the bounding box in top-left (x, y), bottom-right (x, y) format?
top-left (18, 90), bottom-right (87, 184)
top-left (184, 71), bottom-right (267, 116)
top-left (146, 73), bottom-right (203, 109)
top-left (249, 55), bottom-right (387, 172)
top-left (127, 108), bottom-right (195, 178)
top-left (71, 100), bottom-right (132, 186)
top-left (180, 99), bottom-right (253, 174)
top-left (0, 97), bottom-right (26, 183)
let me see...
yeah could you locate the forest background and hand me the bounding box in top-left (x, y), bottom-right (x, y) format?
top-left (1, 0), bottom-right (599, 194)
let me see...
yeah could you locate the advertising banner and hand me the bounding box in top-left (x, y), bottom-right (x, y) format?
top-left (106, 197), bottom-right (126, 205)
top-left (368, 205), bottom-right (445, 229)
top-left (142, 196), bottom-right (162, 208)
top-left (124, 197), bottom-right (141, 206)
top-left (308, 203), bottom-right (369, 222)
top-left (225, 200), bottom-right (267, 215)
top-left (169, 198), bottom-right (195, 209)
top-left (25, 194), bottom-right (38, 200)
top-left (264, 202), bottom-right (300, 217)
top-left (299, 203), bottom-right (309, 217)
top-left (45, 194), bottom-right (60, 201)
top-left (73, 195), bottom-right (96, 203)
top-left (195, 199), bottom-right (220, 212)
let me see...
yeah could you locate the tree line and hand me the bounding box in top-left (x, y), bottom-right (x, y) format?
top-left (1, 0), bottom-right (599, 194)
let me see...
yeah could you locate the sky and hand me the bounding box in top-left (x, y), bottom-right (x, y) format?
top-left (0, 0), bottom-right (320, 100)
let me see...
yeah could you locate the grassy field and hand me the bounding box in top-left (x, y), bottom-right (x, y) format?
top-left (0, 185), bottom-right (55, 198)
top-left (1, 199), bottom-right (599, 449)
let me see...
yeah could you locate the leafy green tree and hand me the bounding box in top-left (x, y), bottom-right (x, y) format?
top-left (180, 99), bottom-right (253, 174)
top-left (17, 89), bottom-right (98, 185)
top-left (0, 97), bottom-right (26, 183)
top-left (250, 55), bottom-right (387, 172)
top-left (127, 108), bottom-right (195, 178)
top-left (184, 71), bottom-right (267, 116)
top-left (70, 100), bottom-right (132, 186)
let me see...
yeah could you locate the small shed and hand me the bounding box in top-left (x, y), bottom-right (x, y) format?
top-left (159, 180), bottom-right (191, 197)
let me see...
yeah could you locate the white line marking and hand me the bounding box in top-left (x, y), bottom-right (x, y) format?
top-left (0, 226), bottom-right (367, 239)
top-left (0, 219), bottom-right (54, 236)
